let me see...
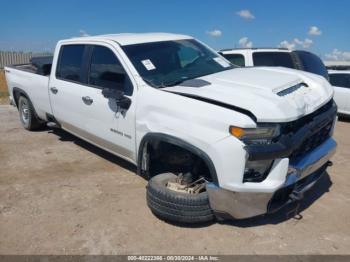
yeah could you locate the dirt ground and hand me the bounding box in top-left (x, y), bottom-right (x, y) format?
top-left (0, 105), bottom-right (349, 255)
top-left (0, 70), bottom-right (9, 105)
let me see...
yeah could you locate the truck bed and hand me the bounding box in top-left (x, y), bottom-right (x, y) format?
top-left (5, 64), bottom-right (52, 120)
top-left (8, 56), bottom-right (53, 76)
top-left (9, 64), bottom-right (39, 74)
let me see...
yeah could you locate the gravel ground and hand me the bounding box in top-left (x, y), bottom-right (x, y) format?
top-left (0, 105), bottom-right (349, 255)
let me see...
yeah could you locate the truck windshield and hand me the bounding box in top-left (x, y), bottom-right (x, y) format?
top-left (122, 39), bottom-right (235, 88)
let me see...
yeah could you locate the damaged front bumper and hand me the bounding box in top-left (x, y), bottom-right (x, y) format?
top-left (206, 137), bottom-right (337, 220)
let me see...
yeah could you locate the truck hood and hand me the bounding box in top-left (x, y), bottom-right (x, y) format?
top-left (163, 67), bottom-right (334, 122)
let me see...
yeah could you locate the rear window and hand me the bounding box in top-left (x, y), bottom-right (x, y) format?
top-left (221, 54), bottom-right (245, 66)
top-left (294, 51), bottom-right (328, 79)
top-left (56, 45), bottom-right (85, 83)
top-left (252, 52), bottom-right (296, 69)
top-left (329, 74), bottom-right (350, 88)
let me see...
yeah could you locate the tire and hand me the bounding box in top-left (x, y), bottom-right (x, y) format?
top-left (18, 96), bottom-right (41, 130)
top-left (146, 173), bottom-right (214, 224)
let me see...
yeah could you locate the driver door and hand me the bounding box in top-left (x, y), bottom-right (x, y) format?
top-left (76, 44), bottom-right (137, 162)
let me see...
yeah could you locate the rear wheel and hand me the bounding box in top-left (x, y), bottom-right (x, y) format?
top-left (18, 96), bottom-right (41, 130)
top-left (146, 173), bottom-right (214, 224)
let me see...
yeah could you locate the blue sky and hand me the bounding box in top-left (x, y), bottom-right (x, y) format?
top-left (0, 0), bottom-right (349, 60)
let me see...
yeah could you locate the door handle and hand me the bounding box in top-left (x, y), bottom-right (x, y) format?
top-left (82, 96), bottom-right (93, 105)
top-left (50, 87), bottom-right (58, 94)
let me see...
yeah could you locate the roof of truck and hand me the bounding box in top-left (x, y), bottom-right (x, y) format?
top-left (219, 47), bottom-right (290, 53)
top-left (66, 33), bottom-right (193, 46)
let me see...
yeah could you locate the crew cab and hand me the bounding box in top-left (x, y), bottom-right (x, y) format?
top-left (219, 48), bottom-right (329, 80)
top-left (5, 33), bottom-right (337, 223)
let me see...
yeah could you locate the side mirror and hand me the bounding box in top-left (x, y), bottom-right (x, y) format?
top-left (102, 88), bottom-right (131, 110)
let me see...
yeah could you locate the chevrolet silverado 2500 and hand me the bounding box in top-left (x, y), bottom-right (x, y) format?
top-left (5, 33), bottom-right (337, 223)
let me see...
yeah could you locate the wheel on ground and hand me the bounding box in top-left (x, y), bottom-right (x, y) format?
top-left (18, 96), bottom-right (41, 130)
top-left (146, 173), bottom-right (214, 224)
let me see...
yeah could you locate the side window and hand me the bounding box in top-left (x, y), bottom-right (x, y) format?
top-left (88, 46), bottom-right (132, 95)
top-left (253, 52), bottom-right (296, 69)
top-left (221, 54), bottom-right (245, 66)
top-left (294, 51), bottom-right (329, 79)
top-left (329, 74), bottom-right (350, 88)
top-left (56, 45), bottom-right (85, 83)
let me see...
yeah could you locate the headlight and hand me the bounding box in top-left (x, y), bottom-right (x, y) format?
top-left (229, 125), bottom-right (280, 145)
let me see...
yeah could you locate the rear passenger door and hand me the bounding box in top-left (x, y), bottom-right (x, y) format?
top-left (49, 44), bottom-right (89, 132)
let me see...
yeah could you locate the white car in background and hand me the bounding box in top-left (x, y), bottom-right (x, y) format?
top-left (329, 70), bottom-right (350, 116)
top-left (219, 48), bottom-right (329, 80)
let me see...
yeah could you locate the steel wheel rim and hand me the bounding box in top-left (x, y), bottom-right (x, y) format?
top-left (21, 100), bottom-right (29, 124)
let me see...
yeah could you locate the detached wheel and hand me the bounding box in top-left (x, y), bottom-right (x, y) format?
top-left (18, 96), bottom-right (41, 130)
top-left (146, 173), bottom-right (214, 224)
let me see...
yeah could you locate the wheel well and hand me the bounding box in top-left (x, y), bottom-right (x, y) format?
top-left (12, 88), bottom-right (27, 108)
top-left (138, 134), bottom-right (218, 185)
top-left (12, 88), bottom-right (41, 120)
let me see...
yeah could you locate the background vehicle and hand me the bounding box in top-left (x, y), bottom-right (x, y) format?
top-left (325, 61), bottom-right (350, 71)
top-left (329, 70), bottom-right (350, 115)
top-left (4, 33), bottom-right (336, 224)
top-left (219, 48), bottom-right (329, 79)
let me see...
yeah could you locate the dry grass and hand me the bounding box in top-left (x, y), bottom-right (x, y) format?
top-left (0, 70), bottom-right (9, 104)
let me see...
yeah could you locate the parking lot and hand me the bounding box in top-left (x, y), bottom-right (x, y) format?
top-left (0, 104), bottom-right (350, 255)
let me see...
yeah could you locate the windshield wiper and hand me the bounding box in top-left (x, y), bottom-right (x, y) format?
top-left (160, 79), bottom-right (188, 88)
top-left (142, 77), bottom-right (161, 88)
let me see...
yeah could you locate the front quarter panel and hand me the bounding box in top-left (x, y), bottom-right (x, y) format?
top-left (136, 85), bottom-right (256, 186)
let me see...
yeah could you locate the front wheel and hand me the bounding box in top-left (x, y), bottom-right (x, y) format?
top-left (18, 96), bottom-right (41, 130)
top-left (146, 173), bottom-right (214, 224)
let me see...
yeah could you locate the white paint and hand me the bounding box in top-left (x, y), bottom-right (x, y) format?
top-left (4, 33), bottom-right (335, 195)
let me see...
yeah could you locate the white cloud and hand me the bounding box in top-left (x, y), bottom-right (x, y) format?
top-left (308, 26), bottom-right (322, 36)
top-left (279, 40), bottom-right (296, 50)
top-left (79, 30), bottom-right (90, 37)
top-left (238, 37), bottom-right (253, 48)
top-left (325, 49), bottom-right (350, 61)
top-left (294, 38), bottom-right (313, 48)
top-left (236, 10), bottom-right (255, 20)
top-left (206, 29), bottom-right (222, 37)
top-left (279, 38), bottom-right (313, 49)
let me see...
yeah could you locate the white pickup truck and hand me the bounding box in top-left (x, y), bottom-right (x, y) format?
top-left (5, 33), bottom-right (337, 224)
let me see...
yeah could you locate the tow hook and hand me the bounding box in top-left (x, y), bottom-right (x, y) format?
top-left (327, 161), bottom-right (333, 167)
top-left (287, 191), bottom-right (304, 220)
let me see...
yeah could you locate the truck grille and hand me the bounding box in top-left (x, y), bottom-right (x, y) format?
top-left (290, 118), bottom-right (334, 159)
top-left (280, 100), bottom-right (336, 160)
